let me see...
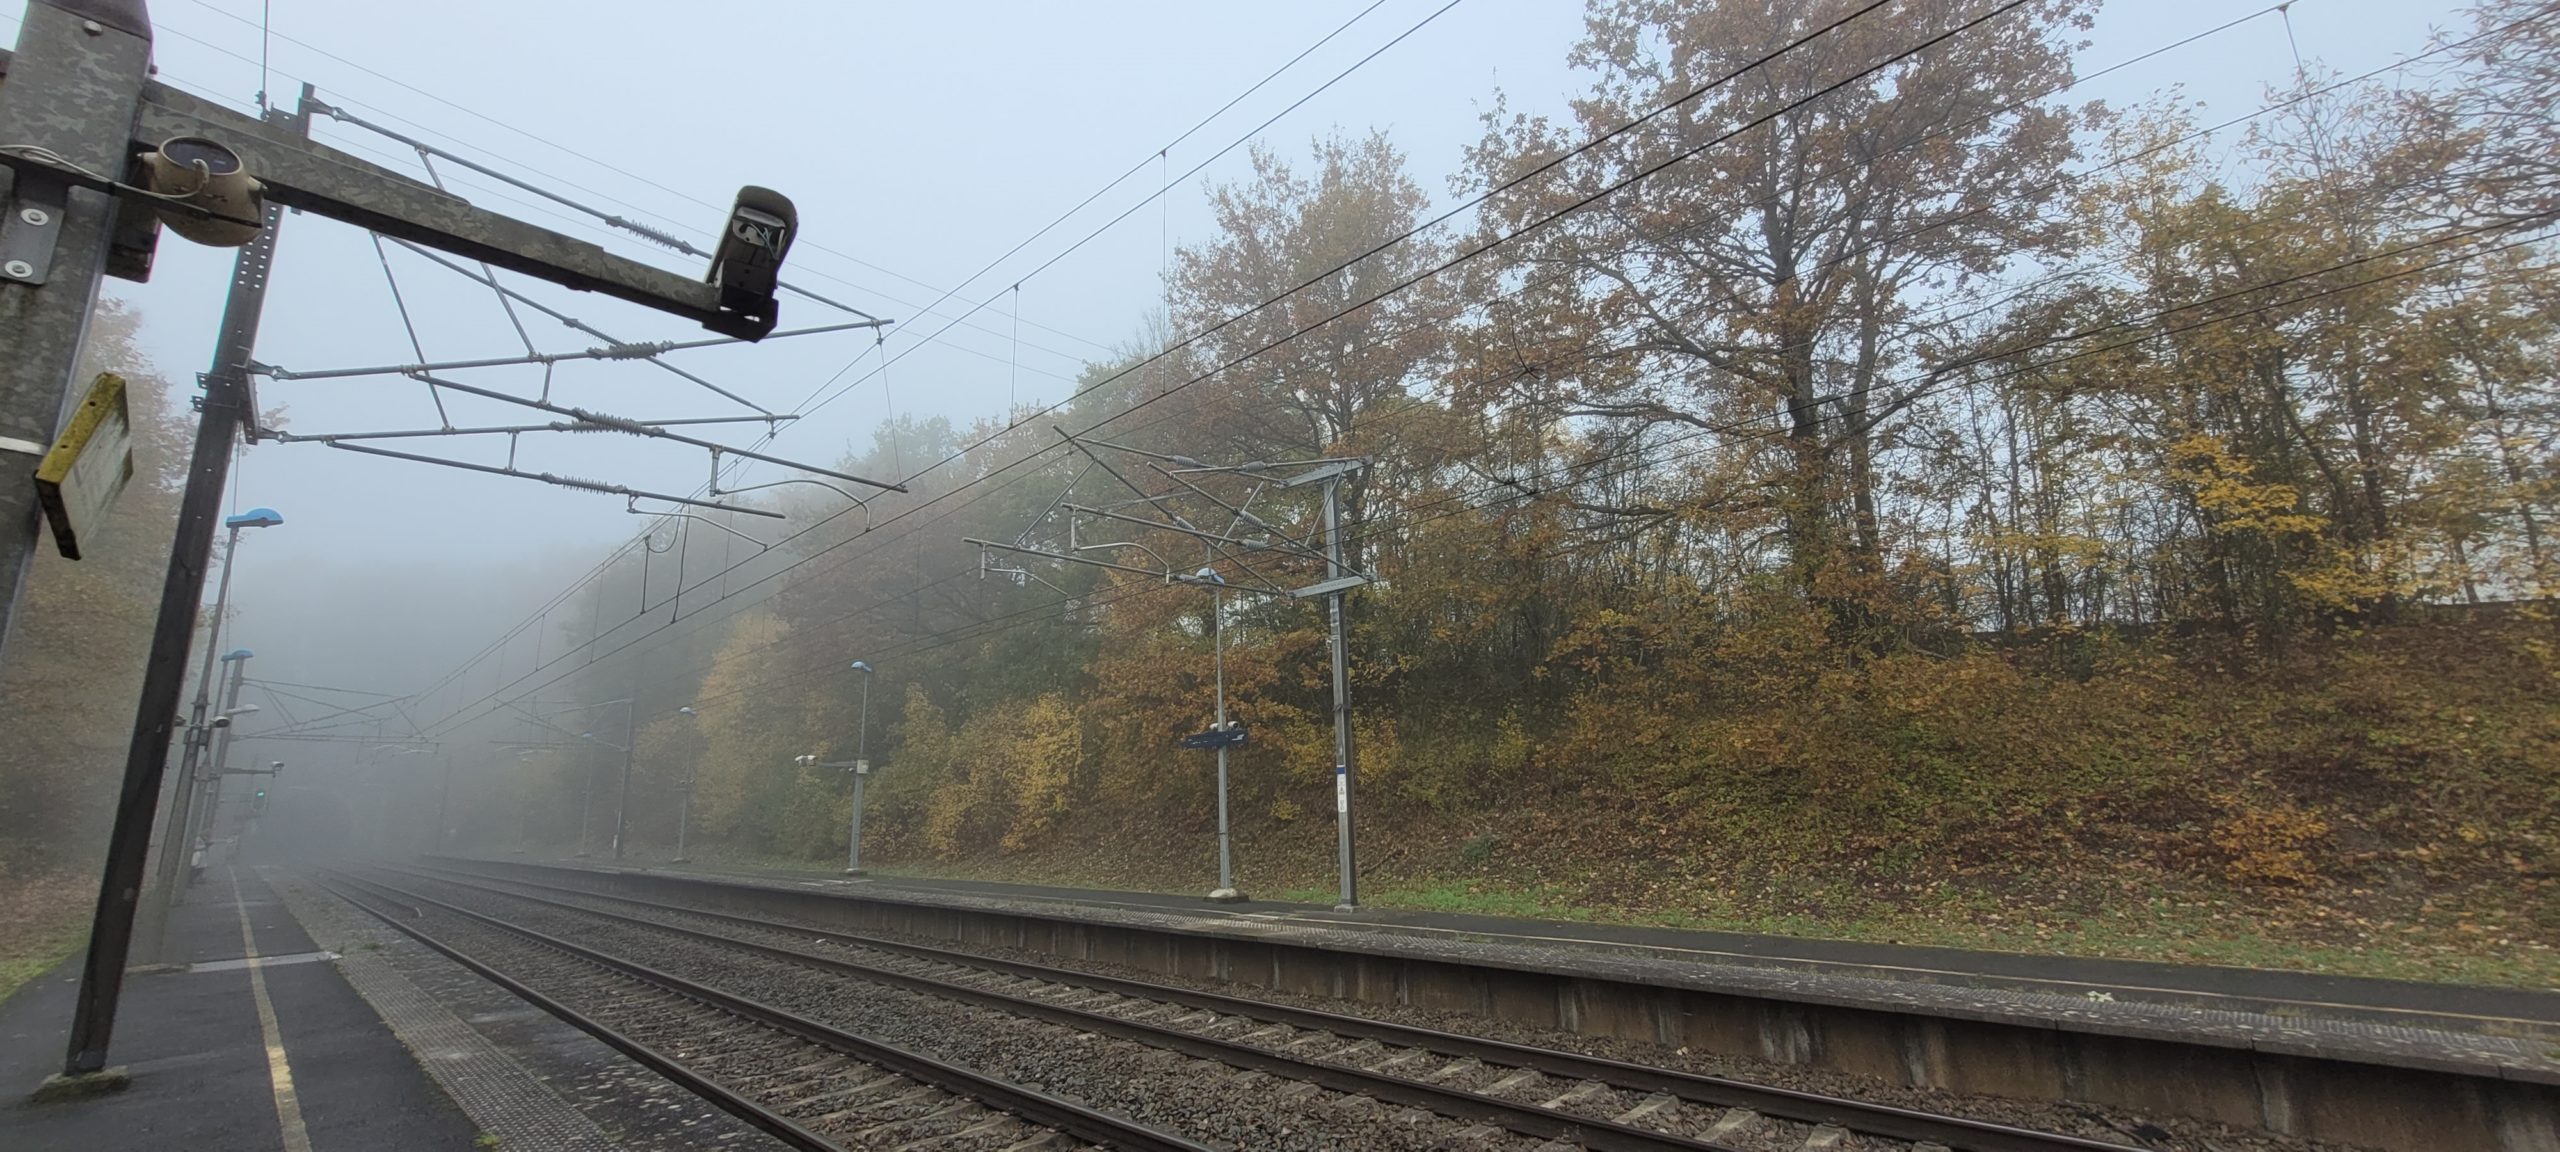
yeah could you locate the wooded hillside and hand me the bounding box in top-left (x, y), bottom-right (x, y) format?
top-left (470, 0), bottom-right (2559, 982)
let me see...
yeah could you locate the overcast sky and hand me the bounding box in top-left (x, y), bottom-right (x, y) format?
top-left (2, 0), bottom-right (2482, 702)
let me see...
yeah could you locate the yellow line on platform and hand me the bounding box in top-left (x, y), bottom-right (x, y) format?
top-left (230, 867), bottom-right (314, 1152)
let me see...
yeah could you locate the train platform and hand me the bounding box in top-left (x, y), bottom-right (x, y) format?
top-left (0, 864), bottom-right (765, 1152)
top-left (556, 854), bottom-right (2560, 1036)
top-left (464, 853), bottom-right (2560, 1087)
top-left (0, 865), bottom-right (482, 1150)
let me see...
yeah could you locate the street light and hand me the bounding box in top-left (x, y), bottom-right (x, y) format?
top-left (846, 661), bottom-right (874, 875)
top-left (511, 748), bottom-right (543, 854)
top-left (187, 649), bottom-right (257, 883)
top-left (575, 729), bottom-right (623, 858)
top-left (136, 507), bottom-right (280, 966)
top-left (671, 706), bottom-right (698, 864)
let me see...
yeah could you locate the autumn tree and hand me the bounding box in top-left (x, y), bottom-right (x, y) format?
top-left (1459, 0), bottom-right (2100, 620)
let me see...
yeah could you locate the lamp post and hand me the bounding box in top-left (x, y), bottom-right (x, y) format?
top-left (578, 725), bottom-right (635, 860)
top-left (596, 695), bottom-right (641, 861)
top-left (134, 507), bottom-right (281, 966)
top-left (1193, 568), bottom-right (1244, 903)
top-left (512, 748), bottom-right (542, 854)
top-left (844, 661), bottom-right (875, 875)
top-left (435, 752), bottom-right (455, 852)
top-left (672, 706), bottom-right (698, 863)
top-left (573, 732), bottom-right (600, 857)
top-left (186, 648), bottom-right (254, 883)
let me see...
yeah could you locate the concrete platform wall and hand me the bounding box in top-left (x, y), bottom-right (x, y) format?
top-left (438, 860), bottom-right (2560, 1152)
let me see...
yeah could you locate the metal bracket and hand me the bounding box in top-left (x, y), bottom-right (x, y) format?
top-left (1290, 573), bottom-right (1375, 600)
top-left (0, 171), bottom-right (70, 285)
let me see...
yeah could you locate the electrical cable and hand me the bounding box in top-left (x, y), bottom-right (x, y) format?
top-left (417, 0), bottom-right (2506, 735)
top-left (406, 0), bottom-right (2237, 732)
top-left (428, 189), bottom-right (2560, 738)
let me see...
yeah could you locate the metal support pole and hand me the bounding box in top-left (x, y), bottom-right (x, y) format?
top-left (0, 0), bottom-right (152, 666)
top-left (1323, 476), bottom-right (1358, 911)
top-left (610, 703), bottom-right (635, 860)
top-left (673, 777), bottom-right (691, 863)
top-left (575, 751), bottom-right (596, 857)
top-left (1208, 583), bottom-right (1243, 902)
top-left (435, 755), bottom-right (453, 851)
top-left (846, 671), bottom-right (870, 875)
top-left (671, 705), bottom-right (695, 863)
top-left (57, 76), bottom-right (309, 1083)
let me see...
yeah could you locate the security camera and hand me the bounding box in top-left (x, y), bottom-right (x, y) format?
top-left (139, 136), bottom-right (265, 247)
top-left (704, 186), bottom-right (795, 340)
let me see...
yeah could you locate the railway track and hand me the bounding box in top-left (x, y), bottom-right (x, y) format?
top-left (363, 863), bottom-right (2155, 1152)
top-left (322, 873), bottom-right (1205, 1152)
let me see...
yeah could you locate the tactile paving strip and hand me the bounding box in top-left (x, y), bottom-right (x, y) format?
top-left (270, 872), bottom-right (620, 1152)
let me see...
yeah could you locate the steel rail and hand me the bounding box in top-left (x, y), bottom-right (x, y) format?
top-left (325, 872), bottom-right (1213, 1152)
top-left (316, 876), bottom-right (848, 1152)
top-left (380, 866), bottom-right (2030, 1152)
top-left (401, 862), bottom-right (2144, 1152)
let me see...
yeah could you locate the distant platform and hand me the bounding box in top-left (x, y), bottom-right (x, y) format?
top-left (484, 852), bottom-right (2560, 1055)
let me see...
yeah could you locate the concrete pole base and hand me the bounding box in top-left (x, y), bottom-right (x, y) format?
top-left (842, 868), bottom-right (866, 877)
top-left (1205, 888), bottom-right (1248, 903)
top-left (668, 857), bottom-right (691, 865)
top-left (32, 1067), bottom-right (130, 1104)
top-left (1332, 903), bottom-right (1358, 913)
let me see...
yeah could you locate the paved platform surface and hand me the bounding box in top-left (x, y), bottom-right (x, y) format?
top-left (459, 853), bottom-right (2560, 1085)
top-left (272, 871), bottom-right (776, 1152)
top-left (0, 866), bottom-right (481, 1151)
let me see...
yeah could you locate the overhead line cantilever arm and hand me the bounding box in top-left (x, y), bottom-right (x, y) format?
top-left (390, 372), bottom-right (907, 492)
top-left (1055, 428), bottom-right (1195, 525)
top-left (325, 441), bottom-right (784, 517)
top-left (966, 538), bottom-right (1291, 599)
top-left (132, 82), bottom-right (743, 333)
top-left (311, 98), bottom-right (884, 323)
top-left (262, 319), bottom-right (886, 381)
top-left (387, 239), bottom-right (877, 415)
top-left (273, 414), bottom-right (781, 443)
